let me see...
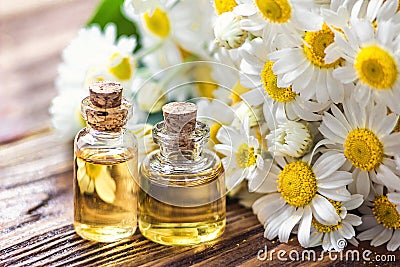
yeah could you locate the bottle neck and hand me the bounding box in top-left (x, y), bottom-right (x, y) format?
top-left (86, 124), bottom-right (124, 139)
top-left (153, 121), bottom-right (209, 162)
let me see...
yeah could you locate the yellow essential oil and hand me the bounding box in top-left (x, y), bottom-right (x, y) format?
top-left (138, 102), bottom-right (226, 245)
top-left (74, 149), bottom-right (138, 242)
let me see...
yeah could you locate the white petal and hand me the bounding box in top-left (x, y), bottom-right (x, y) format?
top-left (298, 206), bottom-right (312, 247)
top-left (358, 224), bottom-right (384, 240)
top-left (371, 228), bottom-right (392, 247)
top-left (311, 195), bottom-right (340, 225)
top-left (387, 230), bottom-right (400, 251)
top-left (339, 221), bottom-right (355, 239)
top-left (278, 208), bottom-right (304, 243)
top-left (317, 171), bottom-right (353, 189)
top-left (376, 165), bottom-right (400, 191)
top-left (333, 65), bottom-right (357, 84)
top-left (314, 152), bottom-right (347, 179)
top-left (356, 171), bottom-right (371, 198)
top-left (318, 187), bottom-right (351, 201)
top-left (343, 194), bottom-right (364, 210)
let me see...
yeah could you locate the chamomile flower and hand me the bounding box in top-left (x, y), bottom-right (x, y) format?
top-left (239, 38), bottom-right (329, 122)
top-left (76, 158), bottom-right (116, 204)
top-left (326, 18), bottom-right (400, 113)
top-left (319, 97), bottom-right (400, 197)
top-left (214, 11), bottom-right (248, 50)
top-left (233, 0), bottom-right (322, 51)
top-left (308, 194), bottom-right (363, 251)
top-left (49, 90), bottom-right (87, 140)
top-left (214, 116), bottom-right (264, 191)
top-left (266, 120), bottom-right (313, 158)
top-left (251, 153), bottom-right (352, 245)
top-left (56, 24), bottom-right (137, 95)
top-left (269, 22), bottom-right (347, 104)
top-left (124, 0), bottom-right (214, 70)
top-left (357, 185), bottom-right (400, 251)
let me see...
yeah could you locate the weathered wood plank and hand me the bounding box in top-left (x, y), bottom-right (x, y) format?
top-left (1, 131), bottom-right (399, 266)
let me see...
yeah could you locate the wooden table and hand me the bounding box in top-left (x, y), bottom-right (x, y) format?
top-left (1, 1), bottom-right (399, 266)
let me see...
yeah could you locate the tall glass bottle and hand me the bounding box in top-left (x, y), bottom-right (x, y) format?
top-left (138, 102), bottom-right (226, 245)
top-left (74, 81), bottom-right (138, 242)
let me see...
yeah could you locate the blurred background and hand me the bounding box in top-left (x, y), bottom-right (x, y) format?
top-left (0, 0), bottom-right (99, 144)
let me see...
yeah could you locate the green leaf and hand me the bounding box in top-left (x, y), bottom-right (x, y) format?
top-left (87, 0), bottom-right (141, 48)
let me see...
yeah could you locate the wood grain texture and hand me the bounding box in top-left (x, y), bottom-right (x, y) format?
top-left (0, 0), bottom-right (399, 266)
top-left (1, 131), bottom-right (399, 267)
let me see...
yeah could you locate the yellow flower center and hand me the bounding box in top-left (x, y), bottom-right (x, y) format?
top-left (210, 122), bottom-right (222, 145)
top-left (354, 45), bottom-right (398, 89)
top-left (278, 161), bottom-right (317, 207)
top-left (303, 24), bottom-right (343, 69)
top-left (312, 200), bottom-right (342, 232)
top-left (231, 81), bottom-right (251, 105)
top-left (344, 128), bottom-right (383, 171)
top-left (214, 0), bottom-right (237, 15)
top-left (261, 61), bottom-right (297, 102)
top-left (236, 143), bottom-right (257, 168)
top-left (109, 53), bottom-right (135, 80)
top-left (373, 195), bottom-right (400, 230)
top-left (255, 0), bottom-right (292, 23)
top-left (143, 7), bottom-right (171, 38)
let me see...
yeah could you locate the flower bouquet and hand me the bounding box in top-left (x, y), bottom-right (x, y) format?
top-left (50, 0), bottom-right (400, 252)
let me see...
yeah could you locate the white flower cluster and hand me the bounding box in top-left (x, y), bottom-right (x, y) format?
top-left (50, 0), bottom-right (400, 252)
top-left (208, 0), bottom-right (400, 252)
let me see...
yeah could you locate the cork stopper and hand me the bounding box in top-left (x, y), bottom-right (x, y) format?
top-left (84, 81), bottom-right (131, 132)
top-left (162, 102), bottom-right (197, 135)
top-left (89, 81), bottom-right (123, 108)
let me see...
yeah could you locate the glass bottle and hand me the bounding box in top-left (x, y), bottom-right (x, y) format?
top-left (74, 81), bottom-right (138, 242)
top-left (138, 102), bottom-right (226, 245)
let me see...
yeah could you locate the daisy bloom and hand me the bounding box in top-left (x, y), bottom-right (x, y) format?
top-left (326, 18), bottom-right (400, 113)
top-left (308, 194), bottom-right (363, 251)
top-left (123, 0), bottom-right (215, 70)
top-left (251, 153), bottom-right (352, 246)
top-left (214, 11), bottom-right (248, 50)
top-left (233, 0), bottom-right (323, 51)
top-left (319, 97), bottom-right (400, 197)
top-left (239, 38), bottom-right (329, 122)
top-left (49, 90), bottom-right (87, 140)
top-left (357, 185), bottom-right (400, 251)
top-left (266, 120), bottom-right (313, 158)
top-left (269, 22), bottom-right (346, 104)
top-left (214, 116), bottom-right (264, 191)
top-left (56, 23), bottom-right (137, 96)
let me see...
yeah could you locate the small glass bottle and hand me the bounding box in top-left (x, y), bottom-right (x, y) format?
top-left (138, 102), bottom-right (226, 245)
top-left (74, 81), bottom-right (138, 242)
